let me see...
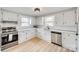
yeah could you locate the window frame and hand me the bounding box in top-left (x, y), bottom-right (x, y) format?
top-left (21, 17), bottom-right (31, 27)
top-left (44, 16), bottom-right (55, 26)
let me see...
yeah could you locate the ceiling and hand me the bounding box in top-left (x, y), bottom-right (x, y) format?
top-left (2, 7), bottom-right (73, 16)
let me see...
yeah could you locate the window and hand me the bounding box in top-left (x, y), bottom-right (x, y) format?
top-left (45, 16), bottom-right (55, 26)
top-left (21, 17), bottom-right (31, 26)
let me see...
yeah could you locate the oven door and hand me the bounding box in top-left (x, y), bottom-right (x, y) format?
top-left (12, 33), bottom-right (18, 42)
top-left (1, 34), bottom-right (9, 45)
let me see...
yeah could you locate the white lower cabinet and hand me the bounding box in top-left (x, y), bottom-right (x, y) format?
top-left (36, 28), bottom-right (51, 43)
top-left (77, 36), bottom-right (79, 52)
top-left (36, 29), bottom-right (44, 39)
top-left (43, 30), bottom-right (51, 43)
top-left (62, 32), bottom-right (77, 51)
top-left (18, 31), bottom-right (27, 43)
top-left (27, 30), bottom-right (36, 40)
top-left (18, 29), bottom-right (36, 43)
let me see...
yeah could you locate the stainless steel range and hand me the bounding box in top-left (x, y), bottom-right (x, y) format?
top-left (1, 27), bottom-right (18, 50)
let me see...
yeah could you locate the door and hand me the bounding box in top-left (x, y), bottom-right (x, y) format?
top-left (36, 17), bottom-right (44, 25)
top-left (62, 32), bottom-right (77, 51)
top-left (12, 34), bottom-right (18, 41)
top-left (18, 31), bottom-right (27, 43)
top-left (1, 34), bottom-right (9, 45)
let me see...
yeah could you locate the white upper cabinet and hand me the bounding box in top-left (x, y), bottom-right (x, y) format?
top-left (30, 17), bottom-right (36, 25)
top-left (3, 11), bottom-right (18, 21)
top-left (77, 8), bottom-right (79, 33)
top-left (63, 10), bottom-right (76, 26)
top-left (77, 8), bottom-right (79, 26)
top-left (55, 9), bottom-right (76, 27)
top-left (55, 13), bottom-right (64, 26)
top-left (36, 17), bottom-right (44, 25)
top-left (0, 10), bottom-right (2, 22)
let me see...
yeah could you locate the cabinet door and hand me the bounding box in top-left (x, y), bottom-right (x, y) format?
top-left (77, 8), bottom-right (79, 34)
top-left (44, 30), bottom-right (51, 43)
top-left (3, 11), bottom-right (17, 21)
top-left (18, 31), bottom-right (27, 43)
top-left (36, 17), bottom-right (44, 25)
top-left (30, 17), bottom-right (36, 25)
top-left (0, 10), bottom-right (2, 21)
top-left (63, 10), bottom-right (76, 26)
top-left (77, 36), bottom-right (79, 51)
top-left (62, 32), bottom-right (76, 51)
top-left (0, 10), bottom-right (2, 26)
top-left (27, 30), bottom-right (35, 40)
top-left (55, 13), bottom-right (64, 26)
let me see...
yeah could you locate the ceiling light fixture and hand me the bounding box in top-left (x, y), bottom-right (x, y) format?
top-left (34, 8), bottom-right (40, 13)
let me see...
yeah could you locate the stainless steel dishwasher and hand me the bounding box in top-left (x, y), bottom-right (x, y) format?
top-left (51, 31), bottom-right (62, 46)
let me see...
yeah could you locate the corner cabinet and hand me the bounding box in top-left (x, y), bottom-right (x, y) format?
top-left (36, 28), bottom-right (51, 43)
top-left (26, 29), bottom-right (36, 40)
top-left (62, 31), bottom-right (77, 51)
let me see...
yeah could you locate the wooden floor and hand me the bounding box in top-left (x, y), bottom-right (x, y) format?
top-left (3, 37), bottom-right (72, 52)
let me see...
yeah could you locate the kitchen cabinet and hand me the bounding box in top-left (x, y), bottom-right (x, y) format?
top-left (18, 31), bottom-right (27, 43)
top-left (77, 36), bottom-right (79, 51)
top-left (77, 8), bottom-right (79, 34)
top-left (36, 28), bottom-right (51, 43)
top-left (77, 8), bottom-right (79, 26)
top-left (55, 9), bottom-right (76, 27)
top-left (18, 28), bottom-right (36, 43)
top-left (77, 8), bottom-right (79, 51)
top-left (30, 17), bottom-right (36, 25)
top-left (36, 28), bottom-right (44, 39)
top-left (0, 10), bottom-right (2, 26)
top-left (62, 31), bottom-right (77, 51)
top-left (43, 30), bottom-right (51, 43)
top-left (27, 29), bottom-right (36, 40)
top-left (55, 13), bottom-right (64, 26)
top-left (3, 11), bottom-right (18, 21)
top-left (0, 10), bottom-right (2, 21)
top-left (36, 17), bottom-right (44, 25)
top-left (63, 10), bottom-right (76, 26)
